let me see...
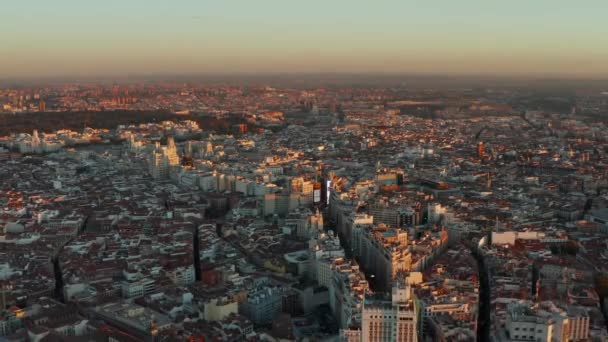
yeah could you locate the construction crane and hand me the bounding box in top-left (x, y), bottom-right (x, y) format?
top-left (474, 126), bottom-right (487, 142)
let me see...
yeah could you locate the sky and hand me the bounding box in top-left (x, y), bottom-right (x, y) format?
top-left (1, 0), bottom-right (608, 79)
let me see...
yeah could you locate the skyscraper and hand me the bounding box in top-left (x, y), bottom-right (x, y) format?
top-left (149, 136), bottom-right (180, 179)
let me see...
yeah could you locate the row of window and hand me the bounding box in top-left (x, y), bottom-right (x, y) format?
top-left (512, 335), bottom-right (540, 341)
top-left (368, 315), bottom-right (414, 320)
top-left (513, 327), bottom-right (543, 333)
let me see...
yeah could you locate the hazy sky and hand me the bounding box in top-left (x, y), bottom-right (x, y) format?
top-left (2, 0), bottom-right (608, 79)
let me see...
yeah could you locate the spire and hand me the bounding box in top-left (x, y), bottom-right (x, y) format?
top-left (167, 136), bottom-right (176, 151)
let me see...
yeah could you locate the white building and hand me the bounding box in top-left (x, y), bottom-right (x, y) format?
top-left (149, 137), bottom-right (180, 180)
top-left (169, 265), bottom-right (195, 286)
top-left (504, 302), bottom-right (590, 342)
top-left (121, 278), bottom-right (156, 299)
top-left (361, 284), bottom-right (419, 342)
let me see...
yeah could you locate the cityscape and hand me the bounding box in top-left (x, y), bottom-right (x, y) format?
top-left (2, 1), bottom-right (608, 342)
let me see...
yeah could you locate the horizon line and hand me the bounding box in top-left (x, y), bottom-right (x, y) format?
top-left (2, 71), bottom-right (608, 85)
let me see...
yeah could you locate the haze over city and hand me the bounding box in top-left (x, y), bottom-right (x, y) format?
top-left (2, 0), bottom-right (608, 79)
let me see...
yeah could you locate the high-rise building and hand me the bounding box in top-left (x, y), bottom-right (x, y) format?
top-left (361, 283), bottom-right (419, 342)
top-left (38, 99), bottom-right (46, 112)
top-left (149, 137), bottom-right (180, 179)
top-left (301, 180), bottom-right (314, 205)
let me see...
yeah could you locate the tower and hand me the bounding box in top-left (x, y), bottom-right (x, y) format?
top-left (477, 141), bottom-right (484, 159)
top-left (487, 171), bottom-right (492, 188)
top-left (167, 136), bottom-right (176, 152)
top-left (206, 141), bottom-right (214, 156)
top-left (32, 130), bottom-right (40, 144)
top-left (185, 141), bottom-right (193, 157)
top-left (38, 100), bottom-right (46, 112)
top-left (149, 137), bottom-right (180, 179)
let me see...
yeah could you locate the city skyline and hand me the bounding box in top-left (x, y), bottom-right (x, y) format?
top-left (2, 0), bottom-right (608, 79)
top-left (2, 2), bottom-right (608, 341)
